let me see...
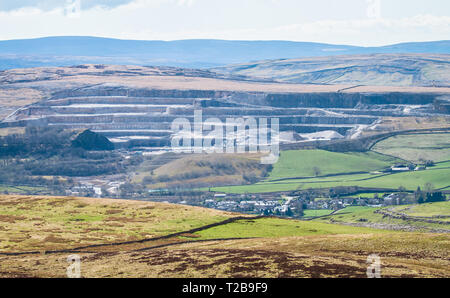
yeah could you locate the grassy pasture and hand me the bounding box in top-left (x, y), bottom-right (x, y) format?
top-left (212, 162), bottom-right (450, 193)
top-left (392, 202), bottom-right (450, 218)
top-left (345, 193), bottom-right (387, 198)
top-left (267, 150), bottom-right (400, 180)
top-left (0, 185), bottom-right (48, 195)
top-left (208, 137), bottom-right (450, 194)
top-left (210, 149), bottom-right (409, 193)
top-left (372, 133), bottom-right (450, 163)
top-left (302, 209), bottom-right (335, 218)
top-left (194, 217), bottom-right (389, 239)
top-left (315, 202), bottom-right (450, 231)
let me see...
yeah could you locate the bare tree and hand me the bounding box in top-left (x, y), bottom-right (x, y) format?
top-left (312, 166), bottom-right (322, 177)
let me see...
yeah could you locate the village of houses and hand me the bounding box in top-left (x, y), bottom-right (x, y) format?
top-left (199, 191), bottom-right (409, 218)
top-left (62, 161), bottom-right (433, 219)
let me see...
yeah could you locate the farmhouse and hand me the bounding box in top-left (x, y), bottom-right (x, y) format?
top-left (391, 164), bottom-right (411, 172)
top-left (384, 193), bottom-right (401, 205)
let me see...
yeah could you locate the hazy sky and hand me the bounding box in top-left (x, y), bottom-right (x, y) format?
top-left (1, 0), bottom-right (449, 46)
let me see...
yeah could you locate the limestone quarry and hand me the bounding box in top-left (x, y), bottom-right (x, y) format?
top-left (1, 64), bottom-right (449, 150)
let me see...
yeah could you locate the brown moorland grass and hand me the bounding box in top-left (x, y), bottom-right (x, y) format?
top-left (2, 65), bottom-right (450, 94)
top-left (0, 195), bottom-right (449, 278)
top-left (1, 233), bottom-right (448, 278)
top-left (0, 195), bottom-right (235, 252)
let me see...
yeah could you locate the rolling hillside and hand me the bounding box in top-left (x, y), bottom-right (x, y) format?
top-left (1, 195), bottom-right (449, 278)
top-left (134, 153), bottom-right (271, 189)
top-left (213, 53), bottom-right (450, 87)
top-left (0, 37), bottom-right (449, 70)
top-left (212, 135), bottom-right (450, 194)
top-left (266, 150), bottom-right (401, 180)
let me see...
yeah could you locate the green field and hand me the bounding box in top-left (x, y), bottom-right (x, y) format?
top-left (209, 135), bottom-right (450, 194)
top-left (211, 149), bottom-right (405, 193)
top-left (392, 202), bottom-right (450, 218)
top-left (0, 185), bottom-right (48, 194)
top-left (213, 166), bottom-right (450, 193)
top-left (194, 217), bottom-right (389, 239)
top-left (315, 202), bottom-right (450, 231)
top-left (302, 209), bottom-right (334, 218)
top-left (346, 193), bottom-right (387, 198)
top-left (334, 206), bottom-right (375, 214)
top-left (372, 133), bottom-right (450, 163)
top-left (267, 150), bottom-right (400, 180)
top-left (212, 151), bottom-right (450, 194)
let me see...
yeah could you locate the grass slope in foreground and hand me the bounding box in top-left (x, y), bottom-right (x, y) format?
top-left (0, 195), bottom-right (449, 278)
top-left (0, 195), bottom-right (384, 253)
top-left (0, 195), bottom-right (233, 252)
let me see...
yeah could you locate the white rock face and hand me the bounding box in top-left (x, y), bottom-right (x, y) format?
top-left (298, 130), bottom-right (345, 141)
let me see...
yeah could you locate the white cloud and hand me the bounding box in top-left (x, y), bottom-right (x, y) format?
top-left (0, 0), bottom-right (137, 12)
top-left (0, 6), bottom-right (46, 17)
top-left (176, 0), bottom-right (197, 6)
top-left (0, 0), bottom-right (448, 46)
top-left (165, 14), bottom-right (450, 46)
top-left (273, 14), bottom-right (450, 35)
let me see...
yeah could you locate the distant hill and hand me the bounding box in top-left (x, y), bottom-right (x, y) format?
top-left (0, 36), bottom-right (449, 70)
top-left (213, 53), bottom-right (450, 87)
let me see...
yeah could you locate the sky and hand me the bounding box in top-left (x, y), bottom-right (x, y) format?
top-left (1, 0), bottom-right (449, 46)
